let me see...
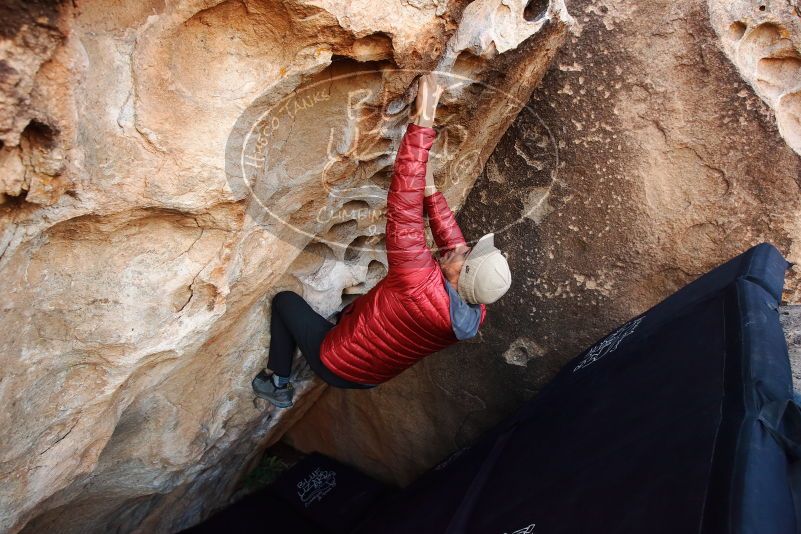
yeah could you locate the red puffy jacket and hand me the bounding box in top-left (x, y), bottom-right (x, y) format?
top-left (320, 123), bottom-right (487, 384)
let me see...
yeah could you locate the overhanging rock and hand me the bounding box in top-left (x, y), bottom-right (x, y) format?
top-left (0, 0), bottom-right (572, 531)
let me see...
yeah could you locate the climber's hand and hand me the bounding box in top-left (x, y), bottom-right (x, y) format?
top-left (413, 73), bottom-right (443, 128)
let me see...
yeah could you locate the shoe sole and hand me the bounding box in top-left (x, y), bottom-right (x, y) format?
top-left (253, 389), bottom-right (294, 408)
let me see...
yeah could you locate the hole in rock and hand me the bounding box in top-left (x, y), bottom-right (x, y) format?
top-left (341, 199), bottom-right (371, 211)
top-left (368, 167), bottom-right (392, 190)
top-left (322, 220), bottom-right (359, 256)
top-left (759, 4), bottom-right (766, 11)
top-left (341, 291), bottom-right (361, 308)
top-left (349, 32), bottom-right (394, 62)
top-left (729, 21), bottom-right (747, 41)
top-left (739, 24), bottom-right (796, 69)
top-left (367, 260), bottom-right (387, 282)
top-left (743, 23), bottom-right (782, 50)
top-left (341, 261), bottom-right (387, 305)
top-left (330, 54), bottom-right (350, 64)
top-left (22, 120), bottom-right (57, 149)
top-left (452, 50), bottom-right (485, 83)
top-left (339, 200), bottom-right (373, 227)
top-left (290, 241), bottom-right (334, 276)
top-left (325, 219), bottom-right (358, 236)
top-left (345, 234), bottom-right (382, 262)
top-left (318, 200), bottom-right (377, 233)
top-left (756, 56), bottom-right (801, 97)
top-left (523, 0), bottom-right (549, 22)
top-left (1, 189), bottom-right (29, 208)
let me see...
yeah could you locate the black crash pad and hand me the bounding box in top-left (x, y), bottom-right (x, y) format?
top-left (354, 243), bottom-right (800, 534)
top-left (185, 453), bottom-right (388, 533)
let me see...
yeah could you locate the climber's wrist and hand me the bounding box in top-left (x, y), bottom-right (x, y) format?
top-left (412, 73), bottom-right (442, 128)
top-left (413, 110), bottom-right (436, 128)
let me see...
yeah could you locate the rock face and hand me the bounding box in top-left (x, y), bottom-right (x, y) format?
top-left (708, 0), bottom-right (801, 156)
top-left (285, 0), bottom-right (801, 485)
top-left (780, 305), bottom-right (801, 391)
top-left (0, 0), bottom-right (571, 532)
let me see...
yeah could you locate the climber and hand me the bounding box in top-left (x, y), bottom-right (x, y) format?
top-left (252, 73), bottom-right (512, 408)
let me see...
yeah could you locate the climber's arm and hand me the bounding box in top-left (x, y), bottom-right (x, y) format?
top-left (385, 123), bottom-right (437, 271)
top-left (415, 74), bottom-right (465, 254)
top-left (423, 160), bottom-right (466, 254)
top-left (385, 74), bottom-right (443, 272)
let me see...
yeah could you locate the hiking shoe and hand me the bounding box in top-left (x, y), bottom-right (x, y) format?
top-left (252, 369), bottom-right (294, 408)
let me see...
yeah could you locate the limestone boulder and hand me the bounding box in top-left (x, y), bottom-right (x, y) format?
top-left (0, 0), bottom-right (572, 531)
top-left (708, 0), bottom-right (801, 156)
top-left (285, 0), bottom-right (801, 485)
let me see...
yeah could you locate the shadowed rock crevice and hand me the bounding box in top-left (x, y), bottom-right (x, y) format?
top-left (524, 0), bottom-right (550, 22)
top-left (780, 305), bottom-right (801, 391)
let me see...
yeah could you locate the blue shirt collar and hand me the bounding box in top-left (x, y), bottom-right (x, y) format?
top-left (443, 279), bottom-right (482, 340)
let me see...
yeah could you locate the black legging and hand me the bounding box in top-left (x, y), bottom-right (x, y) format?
top-left (266, 291), bottom-right (375, 389)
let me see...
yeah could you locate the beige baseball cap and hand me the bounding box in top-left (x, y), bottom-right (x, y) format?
top-left (457, 233), bottom-right (512, 305)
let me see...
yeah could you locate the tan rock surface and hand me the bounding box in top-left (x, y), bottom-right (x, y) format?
top-left (708, 0), bottom-right (801, 156)
top-left (0, 0), bottom-right (571, 531)
top-left (285, 0), bottom-right (801, 485)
